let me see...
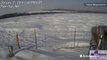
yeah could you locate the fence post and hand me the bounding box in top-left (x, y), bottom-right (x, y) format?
top-left (16, 32), bottom-right (20, 49)
top-left (8, 46), bottom-right (14, 57)
top-left (74, 28), bottom-right (76, 48)
top-left (34, 29), bottom-right (38, 49)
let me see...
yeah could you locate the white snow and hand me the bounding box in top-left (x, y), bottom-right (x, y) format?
top-left (0, 13), bottom-right (107, 60)
top-left (54, 41), bottom-right (89, 49)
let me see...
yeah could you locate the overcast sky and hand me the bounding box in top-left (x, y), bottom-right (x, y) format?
top-left (0, 0), bottom-right (107, 15)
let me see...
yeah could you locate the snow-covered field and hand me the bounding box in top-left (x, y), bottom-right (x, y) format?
top-left (0, 13), bottom-right (107, 60)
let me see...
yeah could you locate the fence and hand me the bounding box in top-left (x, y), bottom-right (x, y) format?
top-left (36, 30), bottom-right (91, 49)
top-left (0, 28), bottom-right (91, 50)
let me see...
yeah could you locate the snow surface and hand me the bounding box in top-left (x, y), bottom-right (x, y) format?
top-left (0, 47), bottom-right (89, 60)
top-left (0, 13), bottom-right (107, 60)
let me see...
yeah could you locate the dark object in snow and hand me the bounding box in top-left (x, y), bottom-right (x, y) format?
top-left (8, 46), bottom-right (14, 57)
top-left (89, 25), bottom-right (107, 50)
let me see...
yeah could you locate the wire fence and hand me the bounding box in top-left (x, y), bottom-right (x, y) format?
top-left (37, 30), bottom-right (91, 49)
top-left (0, 28), bottom-right (91, 50)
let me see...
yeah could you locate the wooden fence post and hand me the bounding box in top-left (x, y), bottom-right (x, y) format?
top-left (74, 28), bottom-right (76, 48)
top-left (16, 32), bottom-right (20, 49)
top-left (8, 46), bottom-right (14, 57)
top-left (34, 29), bottom-right (38, 49)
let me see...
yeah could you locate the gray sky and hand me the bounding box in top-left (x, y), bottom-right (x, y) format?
top-left (42, 0), bottom-right (107, 11)
top-left (0, 0), bottom-right (107, 15)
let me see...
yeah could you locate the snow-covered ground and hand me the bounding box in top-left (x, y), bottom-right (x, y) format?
top-left (0, 47), bottom-right (88, 60)
top-left (0, 13), bottom-right (107, 60)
